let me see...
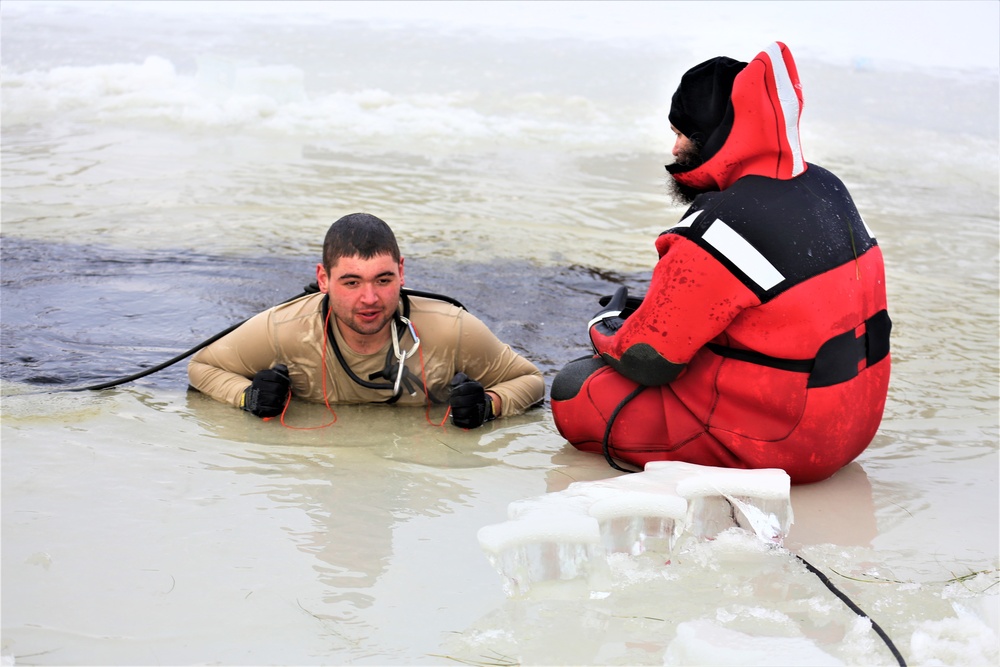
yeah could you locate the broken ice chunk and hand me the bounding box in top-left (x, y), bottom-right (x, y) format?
top-left (658, 463), bottom-right (793, 543)
top-left (558, 470), bottom-right (691, 556)
top-left (477, 462), bottom-right (793, 597)
top-left (476, 511), bottom-right (607, 597)
top-left (588, 492), bottom-right (688, 556)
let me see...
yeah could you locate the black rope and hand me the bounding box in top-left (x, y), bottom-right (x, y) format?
top-left (601, 385), bottom-right (645, 473)
top-left (68, 320), bottom-right (246, 391)
top-left (63, 285), bottom-right (318, 392)
top-left (794, 553), bottom-right (906, 666)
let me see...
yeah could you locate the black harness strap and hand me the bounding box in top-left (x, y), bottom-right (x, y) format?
top-left (706, 309), bottom-right (891, 388)
top-left (400, 287), bottom-right (466, 311)
top-left (705, 343), bottom-right (813, 374)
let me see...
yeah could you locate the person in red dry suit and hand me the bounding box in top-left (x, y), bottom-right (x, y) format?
top-left (550, 42), bottom-right (891, 484)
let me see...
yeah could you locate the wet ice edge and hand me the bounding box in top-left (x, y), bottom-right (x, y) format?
top-left (477, 461), bottom-right (793, 598)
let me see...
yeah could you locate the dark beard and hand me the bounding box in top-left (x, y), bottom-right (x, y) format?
top-left (666, 176), bottom-right (705, 206)
top-left (665, 142), bottom-right (706, 205)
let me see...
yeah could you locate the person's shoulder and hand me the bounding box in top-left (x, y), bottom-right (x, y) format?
top-left (408, 293), bottom-right (496, 340)
top-left (408, 293), bottom-right (466, 318)
top-left (799, 162), bottom-right (846, 187)
top-left (711, 165), bottom-right (837, 205)
top-left (268, 291), bottom-right (325, 323)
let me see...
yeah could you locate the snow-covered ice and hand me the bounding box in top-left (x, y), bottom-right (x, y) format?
top-left (477, 462), bottom-right (793, 597)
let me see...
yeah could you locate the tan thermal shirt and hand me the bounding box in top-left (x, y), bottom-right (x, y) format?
top-left (188, 293), bottom-right (544, 416)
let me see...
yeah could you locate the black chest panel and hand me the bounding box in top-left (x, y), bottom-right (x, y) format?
top-left (666, 165), bottom-right (877, 302)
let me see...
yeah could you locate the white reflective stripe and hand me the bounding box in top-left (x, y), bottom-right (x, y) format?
top-left (587, 310), bottom-right (621, 331)
top-left (703, 219), bottom-right (784, 290)
top-left (765, 42), bottom-right (804, 177)
top-left (671, 210), bottom-right (703, 230)
top-left (859, 214), bottom-right (875, 240)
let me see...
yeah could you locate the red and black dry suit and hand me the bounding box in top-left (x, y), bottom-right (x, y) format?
top-left (550, 42), bottom-right (891, 484)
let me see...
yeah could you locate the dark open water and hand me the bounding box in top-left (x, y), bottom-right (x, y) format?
top-left (0, 236), bottom-right (647, 389)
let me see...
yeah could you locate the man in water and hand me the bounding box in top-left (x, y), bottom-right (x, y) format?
top-left (189, 212), bottom-right (544, 428)
top-left (550, 42), bottom-right (891, 484)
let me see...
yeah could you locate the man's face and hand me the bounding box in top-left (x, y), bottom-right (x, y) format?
top-left (667, 124), bottom-right (705, 205)
top-left (317, 253), bottom-right (404, 342)
top-left (670, 125), bottom-right (701, 168)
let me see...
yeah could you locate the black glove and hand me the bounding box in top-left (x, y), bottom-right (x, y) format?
top-left (242, 364), bottom-right (291, 418)
top-left (449, 372), bottom-right (494, 429)
top-left (589, 285), bottom-right (629, 336)
top-left (598, 291), bottom-right (644, 319)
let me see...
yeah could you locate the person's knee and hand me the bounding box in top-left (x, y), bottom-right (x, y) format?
top-left (550, 356), bottom-right (607, 402)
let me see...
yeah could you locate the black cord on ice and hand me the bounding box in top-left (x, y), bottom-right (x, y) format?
top-left (794, 553), bottom-right (906, 667)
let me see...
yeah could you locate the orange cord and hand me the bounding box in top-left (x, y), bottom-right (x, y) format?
top-left (274, 307), bottom-right (450, 430)
top-left (276, 305), bottom-right (338, 430)
top-left (411, 320), bottom-right (450, 428)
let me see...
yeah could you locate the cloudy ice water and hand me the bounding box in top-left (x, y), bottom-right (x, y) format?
top-left (2, 1), bottom-right (998, 665)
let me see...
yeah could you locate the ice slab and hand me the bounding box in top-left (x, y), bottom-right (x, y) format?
top-left (664, 619), bottom-right (843, 666)
top-left (477, 462), bottom-right (792, 597)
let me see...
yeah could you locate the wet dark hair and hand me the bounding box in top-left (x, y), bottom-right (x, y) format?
top-left (322, 212), bottom-right (401, 270)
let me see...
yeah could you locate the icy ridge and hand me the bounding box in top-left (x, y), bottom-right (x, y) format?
top-left (477, 461), bottom-right (793, 597)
